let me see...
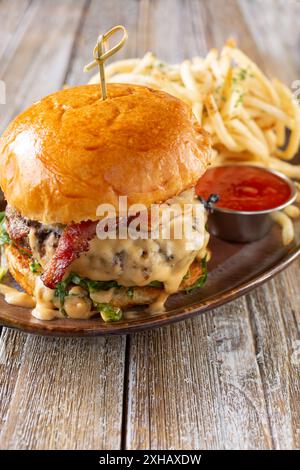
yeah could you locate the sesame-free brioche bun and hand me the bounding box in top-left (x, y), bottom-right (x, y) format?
top-left (5, 243), bottom-right (204, 308)
top-left (0, 84), bottom-right (211, 224)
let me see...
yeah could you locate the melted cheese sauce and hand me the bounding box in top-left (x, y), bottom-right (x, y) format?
top-left (32, 277), bottom-right (62, 320)
top-left (0, 284), bottom-right (35, 308)
top-left (70, 189), bottom-right (207, 296)
top-left (11, 189), bottom-right (209, 320)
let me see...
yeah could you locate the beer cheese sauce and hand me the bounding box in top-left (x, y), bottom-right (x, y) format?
top-left (0, 284), bottom-right (35, 308)
top-left (1, 189), bottom-right (209, 320)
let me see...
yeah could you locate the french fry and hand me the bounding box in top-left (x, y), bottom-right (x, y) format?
top-left (273, 79), bottom-right (300, 159)
top-left (133, 52), bottom-right (155, 73)
top-left (180, 60), bottom-right (203, 100)
top-left (88, 41), bottom-right (300, 244)
top-left (223, 46), bottom-right (281, 106)
top-left (270, 211), bottom-right (294, 245)
top-left (284, 205), bottom-right (300, 218)
top-left (243, 96), bottom-right (294, 128)
top-left (275, 121), bottom-right (286, 148)
top-left (192, 102), bottom-right (203, 124)
top-left (264, 128), bottom-right (277, 153)
top-left (241, 110), bottom-right (269, 147)
top-left (205, 95), bottom-right (242, 151)
top-left (227, 119), bottom-right (269, 160)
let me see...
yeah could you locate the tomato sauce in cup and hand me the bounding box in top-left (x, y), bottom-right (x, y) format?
top-left (196, 165), bottom-right (297, 243)
top-left (197, 165), bottom-right (292, 212)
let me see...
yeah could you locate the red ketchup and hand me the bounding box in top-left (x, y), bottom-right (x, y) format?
top-left (196, 165), bottom-right (291, 212)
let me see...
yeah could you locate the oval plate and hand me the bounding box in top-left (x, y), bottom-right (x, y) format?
top-left (0, 221), bottom-right (300, 336)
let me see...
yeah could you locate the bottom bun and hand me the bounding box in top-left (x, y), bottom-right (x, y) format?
top-left (5, 244), bottom-right (204, 309)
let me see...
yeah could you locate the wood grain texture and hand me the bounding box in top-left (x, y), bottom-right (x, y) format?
top-left (66, 0), bottom-right (140, 86)
top-left (125, 305), bottom-right (272, 450)
top-left (0, 0), bottom-right (126, 450)
top-left (239, 0), bottom-right (300, 81)
top-left (124, 0), bottom-right (300, 450)
top-left (246, 265), bottom-right (300, 449)
top-left (0, 331), bottom-right (126, 449)
top-left (0, 0), bottom-right (300, 450)
top-left (0, 0), bottom-right (88, 133)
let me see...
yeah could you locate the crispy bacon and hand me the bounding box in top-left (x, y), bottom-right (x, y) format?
top-left (41, 220), bottom-right (97, 289)
top-left (5, 205), bottom-right (30, 241)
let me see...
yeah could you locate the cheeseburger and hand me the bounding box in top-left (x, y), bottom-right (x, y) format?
top-left (0, 84), bottom-right (212, 321)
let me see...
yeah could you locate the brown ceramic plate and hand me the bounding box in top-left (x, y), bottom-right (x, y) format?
top-left (0, 218), bottom-right (300, 336)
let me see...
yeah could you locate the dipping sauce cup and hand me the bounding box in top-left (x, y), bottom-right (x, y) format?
top-left (197, 165), bottom-right (297, 243)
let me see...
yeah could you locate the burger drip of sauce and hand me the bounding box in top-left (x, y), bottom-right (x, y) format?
top-left (29, 189), bottom-right (209, 320)
top-left (32, 278), bottom-right (96, 321)
top-left (0, 284), bottom-right (35, 308)
top-left (196, 166), bottom-right (292, 212)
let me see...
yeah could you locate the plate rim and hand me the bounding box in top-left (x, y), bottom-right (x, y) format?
top-left (1, 241), bottom-right (300, 337)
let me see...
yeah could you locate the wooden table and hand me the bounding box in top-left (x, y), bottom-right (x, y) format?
top-left (0, 0), bottom-right (300, 450)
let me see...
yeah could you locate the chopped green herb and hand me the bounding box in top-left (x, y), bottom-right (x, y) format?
top-left (54, 272), bottom-right (121, 307)
top-left (0, 266), bottom-right (7, 281)
top-left (0, 230), bottom-right (10, 246)
top-left (185, 257), bottom-right (208, 293)
top-left (127, 287), bottom-right (134, 298)
top-left (85, 279), bottom-right (103, 292)
top-left (54, 280), bottom-right (68, 307)
top-left (68, 273), bottom-right (82, 286)
top-left (88, 279), bottom-right (120, 292)
top-left (147, 280), bottom-right (163, 288)
top-left (232, 68), bottom-right (248, 86)
top-left (156, 60), bottom-right (166, 69)
top-left (94, 303), bottom-right (123, 322)
top-left (29, 260), bottom-right (42, 273)
top-left (238, 67), bottom-right (248, 81)
top-left (235, 93), bottom-right (244, 107)
top-left (70, 273), bottom-right (119, 292)
top-left (0, 212), bottom-right (10, 246)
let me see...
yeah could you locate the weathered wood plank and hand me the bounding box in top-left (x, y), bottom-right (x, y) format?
top-left (0, 0), bottom-right (126, 450)
top-left (238, 0), bottom-right (300, 81)
top-left (126, 302), bottom-right (272, 450)
top-left (65, 0), bottom-right (139, 86)
top-left (0, 0), bottom-right (88, 133)
top-left (0, 0), bottom-right (33, 68)
top-left (246, 263), bottom-right (300, 449)
top-left (237, 0), bottom-right (300, 450)
top-left (131, 0), bottom-right (203, 61)
top-left (0, 334), bottom-right (126, 449)
top-left (124, 0), bottom-right (300, 450)
top-left (0, 0), bottom-right (300, 451)
top-left (0, 330), bottom-right (27, 434)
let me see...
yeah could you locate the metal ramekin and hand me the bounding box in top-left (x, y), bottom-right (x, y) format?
top-left (208, 166), bottom-right (297, 243)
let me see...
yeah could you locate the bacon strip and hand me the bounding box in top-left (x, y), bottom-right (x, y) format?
top-left (41, 220), bottom-right (97, 289)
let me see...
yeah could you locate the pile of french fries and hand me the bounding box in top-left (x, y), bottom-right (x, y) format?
top-left (89, 40), bottom-right (300, 245)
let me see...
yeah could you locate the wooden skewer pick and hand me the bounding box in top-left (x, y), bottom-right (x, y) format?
top-left (84, 25), bottom-right (128, 100)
